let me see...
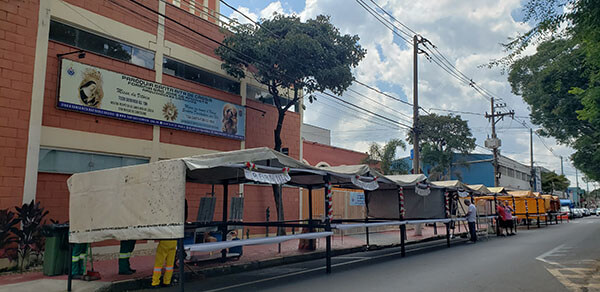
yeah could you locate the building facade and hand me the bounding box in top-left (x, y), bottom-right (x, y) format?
top-left (399, 153), bottom-right (537, 190)
top-left (0, 0), bottom-right (303, 232)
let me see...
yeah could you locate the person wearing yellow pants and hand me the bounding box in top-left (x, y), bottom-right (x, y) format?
top-left (152, 240), bottom-right (177, 287)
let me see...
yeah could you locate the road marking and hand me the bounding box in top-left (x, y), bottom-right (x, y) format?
top-left (536, 244), bottom-right (566, 266)
top-left (202, 241), bottom-right (458, 292)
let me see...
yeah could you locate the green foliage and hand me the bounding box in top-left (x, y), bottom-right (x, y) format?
top-left (14, 201), bottom-right (48, 272)
top-left (541, 171), bottom-right (571, 193)
top-left (407, 114), bottom-right (475, 179)
top-left (503, 0), bottom-right (600, 181)
top-left (508, 38), bottom-right (593, 144)
top-left (215, 13), bottom-right (365, 231)
top-left (216, 14), bottom-right (365, 151)
top-left (0, 209), bottom-right (19, 260)
top-left (362, 139), bottom-right (408, 175)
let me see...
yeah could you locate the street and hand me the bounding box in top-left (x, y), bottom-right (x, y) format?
top-left (153, 217), bottom-right (600, 292)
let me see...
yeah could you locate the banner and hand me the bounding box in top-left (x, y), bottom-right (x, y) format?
top-left (57, 59), bottom-right (245, 140)
top-left (349, 192), bottom-right (365, 206)
top-left (243, 169), bottom-right (291, 185)
top-left (351, 176), bottom-right (379, 191)
top-left (415, 183), bottom-right (431, 196)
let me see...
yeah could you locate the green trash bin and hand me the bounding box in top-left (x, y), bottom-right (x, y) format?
top-left (42, 224), bottom-right (70, 276)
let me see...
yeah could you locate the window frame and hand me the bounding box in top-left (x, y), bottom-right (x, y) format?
top-left (49, 19), bottom-right (156, 70)
top-left (162, 56), bottom-right (241, 95)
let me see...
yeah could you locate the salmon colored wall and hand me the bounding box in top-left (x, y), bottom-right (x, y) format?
top-left (302, 141), bottom-right (367, 166)
top-left (0, 0), bottom-right (40, 209)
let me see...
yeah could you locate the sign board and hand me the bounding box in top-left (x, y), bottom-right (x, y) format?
top-left (534, 167), bottom-right (542, 192)
top-left (57, 59), bottom-right (245, 140)
top-left (349, 192), bottom-right (365, 206)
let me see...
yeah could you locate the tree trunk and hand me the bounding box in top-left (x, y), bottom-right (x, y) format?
top-left (273, 104), bottom-right (286, 235)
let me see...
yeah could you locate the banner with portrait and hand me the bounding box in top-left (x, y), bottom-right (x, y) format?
top-left (57, 59), bottom-right (245, 140)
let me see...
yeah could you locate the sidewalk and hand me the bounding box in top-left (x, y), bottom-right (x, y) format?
top-left (0, 224), bottom-right (461, 292)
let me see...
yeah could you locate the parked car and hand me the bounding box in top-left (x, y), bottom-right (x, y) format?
top-left (596, 208), bottom-right (600, 216)
top-left (572, 208), bottom-right (583, 218)
top-left (583, 208), bottom-right (591, 216)
top-left (560, 206), bottom-right (572, 219)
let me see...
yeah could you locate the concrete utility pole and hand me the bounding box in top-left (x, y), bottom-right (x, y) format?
top-left (412, 35), bottom-right (420, 174)
top-left (411, 35), bottom-right (430, 174)
top-left (560, 156), bottom-right (564, 175)
top-left (485, 98), bottom-right (514, 187)
top-left (530, 128), bottom-right (535, 191)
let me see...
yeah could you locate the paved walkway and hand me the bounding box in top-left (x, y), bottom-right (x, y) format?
top-left (0, 224), bottom-right (466, 291)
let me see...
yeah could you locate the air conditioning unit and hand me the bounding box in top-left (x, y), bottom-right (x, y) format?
top-left (485, 138), bottom-right (501, 149)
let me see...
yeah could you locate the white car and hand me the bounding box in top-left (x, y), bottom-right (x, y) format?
top-left (595, 208), bottom-right (600, 216)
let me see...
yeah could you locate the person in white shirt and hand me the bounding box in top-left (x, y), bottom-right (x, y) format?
top-left (464, 199), bottom-right (477, 243)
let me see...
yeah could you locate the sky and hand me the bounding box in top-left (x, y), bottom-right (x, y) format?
top-left (219, 0), bottom-right (594, 190)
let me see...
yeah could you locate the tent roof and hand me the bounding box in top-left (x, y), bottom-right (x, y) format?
top-left (507, 190), bottom-right (541, 197)
top-left (488, 187), bottom-right (507, 194)
top-left (321, 165), bottom-right (397, 190)
top-left (431, 180), bottom-right (470, 190)
top-left (467, 184), bottom-right (491, 194)
top-left (385, 174), bottom-right (427, 186)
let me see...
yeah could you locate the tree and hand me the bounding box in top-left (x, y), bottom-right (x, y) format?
top-left (215, 14), bottom-right (366, 233)
top-left (498, 0), bottom-right (600, 181)
top-left (408, 114), bottom-right (476, 180)
top-left (362, 139), bottom-right (409, 175)
top-left (541, 171), bottom-right (570, 193)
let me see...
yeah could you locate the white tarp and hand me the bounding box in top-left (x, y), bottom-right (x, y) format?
top-left (67, 160), bottom-right (185, 243)
top-left (386, 174), bottom-right (427, 186)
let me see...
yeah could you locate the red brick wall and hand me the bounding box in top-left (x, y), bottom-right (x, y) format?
top-left (0, 0), bottom-right (40, 209)
top-left (36, 172), bottom-right (70, 222)
top-left (303, 141), bottom-right (368, 166)
top-left (63, 0), bottom-right (159, 36)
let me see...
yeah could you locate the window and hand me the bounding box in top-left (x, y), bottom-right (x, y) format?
top-left (246, 84), bottom-right (299, 112)
top-left (507, 168), bottom-right (515, 178)
top-left (49, 20), bottom-right (155, 69)
top-left (38, 148), bottom-right (149, 174)
top-left (163, 57), bottom-right (240, 95)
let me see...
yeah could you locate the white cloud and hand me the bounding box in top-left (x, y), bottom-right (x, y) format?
top-left (239, 0), bottom-right (581, 187)
top-left (260, 2), bottom-right (285, 19)
top-left (228, 6), bottom-right (258, 24)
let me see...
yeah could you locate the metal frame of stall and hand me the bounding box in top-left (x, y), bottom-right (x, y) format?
top-left (66, 149), bottom-right (391, 292)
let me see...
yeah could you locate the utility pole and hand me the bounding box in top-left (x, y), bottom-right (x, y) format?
top-left (530, 128), bottom-right (535, 192)
top-left (412, 35), bottom-right (427, 175)
top-left (485, 98), bottom-right (514, 187)
top-left (576, 168), bottom-right (580, 207)
top-left (560, 156), bottom-right (564, 175)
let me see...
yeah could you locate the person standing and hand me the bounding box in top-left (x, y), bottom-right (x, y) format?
top-left (503, 201), bottom-right (516, 235)
top-left (151, 240), bottom-right (178, 288)
top-left (71, 243), bottom-right (87, 279)
top-left (464, 199), bottom-right (477, 243)
top-left (496, 202), bottom-right (507, 236)
top-left (118, 240), bottom-right (136, 275)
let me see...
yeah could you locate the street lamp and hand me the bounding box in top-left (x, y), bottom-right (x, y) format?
top-left (57, 50), bottom-right (86, 59)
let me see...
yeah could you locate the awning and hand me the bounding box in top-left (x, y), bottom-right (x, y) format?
top-left (466, 184), bottom-right (491, 194)
top-left (385, 174), bottom-right (427, 186)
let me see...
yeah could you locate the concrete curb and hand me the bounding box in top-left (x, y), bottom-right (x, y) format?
top-left (104, 233), bottom-right (464, 292)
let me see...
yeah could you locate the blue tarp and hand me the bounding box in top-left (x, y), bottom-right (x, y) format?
top-left (560, 199), bottom-right (573, 207)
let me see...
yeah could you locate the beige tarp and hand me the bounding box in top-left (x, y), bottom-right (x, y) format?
top-left (467, 184), bottom-right (491, 194)
top-left (386, 174), bottom-right (427, 186)
top-left (68, 159), bottom-right (186, 243)
top-left (68, 148), bottom-right (395, 243)
top-left (431, 180), bottom-right (471, 190)
top-left (488, 187), bottom-right (507, 194)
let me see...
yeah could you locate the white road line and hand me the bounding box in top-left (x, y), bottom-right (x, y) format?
top-left (536, 244), bottom-right (566, 266)
top-left (202, 241), bottom-right (457, 292)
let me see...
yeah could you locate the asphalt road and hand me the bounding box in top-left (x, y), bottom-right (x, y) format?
top-left (154, 217), bottom-right (600, 292)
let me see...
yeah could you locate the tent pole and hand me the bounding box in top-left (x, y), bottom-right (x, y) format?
top-left (536, 198), bottom-right (541, 228)
top-left (308, 187), bottom-right (313, 231)
top-left (178, 238), bottom-right (185, 292)
top-left (324, 176), bottom-right (332, 274)
top-left (398, 187), bottom-right (405, 257)
top-left (364, 190), bottom-right (370, 248)
top-left (67, 243), bottom-right (72, 291)
top-left (446, 223), bottom-right (450, 247)
top-left (222, 182), bottom-right (229, 261)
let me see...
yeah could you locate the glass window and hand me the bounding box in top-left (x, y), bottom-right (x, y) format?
top-left (163, 57), bottom-right (240, 95)
top-left (38, 148), bottom-right (149, 174)
top-left (49, 20), bottom-right (154, 69)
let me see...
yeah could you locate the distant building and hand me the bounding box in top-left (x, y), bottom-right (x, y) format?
top-left (566, 187), bottom-right (585, 207)
top-left (397, 153), bottom-right (540, 190)
top-left (302, 124), bottom-right (331, 145)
